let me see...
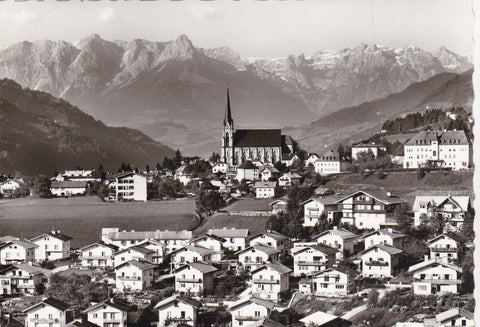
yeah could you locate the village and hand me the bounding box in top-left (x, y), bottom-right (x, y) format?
top-left (0, 93), bottom-right (475, 327)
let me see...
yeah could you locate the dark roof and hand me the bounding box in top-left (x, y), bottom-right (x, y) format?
top-left (43, 297), bottom-right (70, 311)
top-left (83, 299), bottom-right (131, 313)
top-left (233, 129), bottom-right (282, 147)
top-left (154, 294), bottom-right (201, 310)
top-left (318, 150), bottom-right (341, 161)
top-left (405, 130), bottom-right (468, 146)
top-left (31, 232), bottom-right (73, 242)
top-left (427, 232), bottom-right (465, 245)
top-left (50, 180), bottom-right (87, 188)
top-left (67, 320), bottom-right (100, 327)
top-left (294, 244), bottom-right (338, 255)
top-left (237, 160), bottom-right (258, 169)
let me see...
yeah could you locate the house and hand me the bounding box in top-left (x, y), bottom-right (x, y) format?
top-left (314, 150), bottom-right (346, 175)
top-left (336, 189), bottom-right (406, 229)
top-left (313, 228), bottom-right (357, 260)
top-left (426, 233), bottom-right (464, 263)
top-left (254, 181), bottom-right (276, 199)
top-left (269, 199), bottom-right (288, 215)
top-left (299, 311), bottom-right (352, 327)
top-left (169, 245), bottom-right (215, 271)
top-left (83, 299), bottom-right (129, 327)
top-left (363, 228), bottom-right (406, 250)
top-left (229, 297), bottom-right (275, 327)
top-left (278, 173), bottom-right (301, 187)
top-left (80, 242), bottom-right (118, 269)
top-left (298, 268), bottom-right (352, 297)
top-left (0, 263), bottom-right (52, 295)
top-left (403, 130), bottom-right (469, 170)
top-left (175, 166), bottom-right (193, 186)
top-left (251, 262), bottom-right (291, 302)
top-left (301, 196), bottom-right (341, 227)
top-left (173, 262), bottom-right (217, 295)
top-left (212, 162), bottom-right (229, 174)
top-left (408, 258), bottom-right (462, 295)
top-left (50, 180), bottom-right (87, 197)
top-left (190, 234), bottom-right (225, 262)
top-left (412, 195), bottom-right (471, 231)
top-left (113, 245), bottom-right (155, 267)
top-left (154, 294), bottom-right (201, 327)
top-left (114, 260), bottom-right (156, 292)
top-left (359, 244), bottom-right (403, 278)
top-left (435, 308), bottom-right (474, 327)
top-left (115, 172), bottom-right (147, 202)
top-left (305, 154), bottom-right (319, 167)
top-left (0, 179), bottom-right (21, 195)
top-left (23, 297), bottom-right (72, 327)
top-left (136, 240), bottom-right (166, 264)
top-left (30, 231), bottom-right (72, 262)
top-left (236, 245), bottom-right (281, 271)
top-left (0, 239), bottom-right (37, 264)
top-left (292, 244), bottom-right (337, 276)
top-left (249, 231), bottom-right (290, 254)
top-left (101, 228), bottom-right (192, 253)
top-left (260, 166), bottom-right (280, 181)
top-left (352, 143), bottom-right (386, 160)
top-left (236, 160), bottom-right (260, 182)
top-left (219, 199), bottom-right (273, 216)
top-left (207, 228), bottom-right (249, 251)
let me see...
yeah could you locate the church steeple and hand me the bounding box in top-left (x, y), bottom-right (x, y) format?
top-left (224, 88), bottom-right (234, 128)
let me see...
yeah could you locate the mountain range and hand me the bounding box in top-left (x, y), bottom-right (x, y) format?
top-left (0, 34), bottom-right (473, 156)
top-left (0, 79), bottom-right (174, 176)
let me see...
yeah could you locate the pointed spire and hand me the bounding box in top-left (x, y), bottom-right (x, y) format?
top-left (224, 88), bottom-right (233, 127)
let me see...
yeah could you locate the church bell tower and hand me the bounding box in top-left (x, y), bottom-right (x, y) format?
top-left (222, 88), bottom-right (234, 165)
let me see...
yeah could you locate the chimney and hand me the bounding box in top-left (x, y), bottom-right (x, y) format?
top-left (386, 192), bottom-right (392, 197)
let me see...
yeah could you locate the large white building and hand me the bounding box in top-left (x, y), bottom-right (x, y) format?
top-left (115, 172), bottom-right (148, 202)
top-left (314, 150), bottom-right (345, 175)
top-left (403, 130), bottom-right (469, 170)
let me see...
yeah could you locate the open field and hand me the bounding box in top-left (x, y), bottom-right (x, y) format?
top-left (0, 196), bottom-right (196, 248)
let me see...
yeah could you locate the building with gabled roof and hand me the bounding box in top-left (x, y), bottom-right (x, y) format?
top-left (220, 198), bottom-right (273, 216)
top-left (0, 262), bottom-right (52, 295)
top-left (278, 173), bottom-right (301, 187)
top-left (403, 129), bottom-right (469, 170)
top-left (135, 239), bottom-right (166, 264)
top-left (313, 228), bottom-right (357, 260)
top-left (298, 267), bottom-right (352, 297)
top-left (426, 233), bottom-right (464, 264)
top-left (190, 234), bottom-right (225, 262)
top-left (154, 294), bottom-right (201, 327)
top-left (435, 308), bottom-right (473, 326)
top-left (251, 262), bottom-right (291, 302)
top-left (30, 231), bottom-right (72, 262)
top-left (50, 180), bottom-right (88, 197)
top-left (336, 189), bottom-right (406, 229)
top-left (83, 299), bottom-right (130, 327)
top-left (254, 181), bottom-right (277, 199)
top-left (114, 259), bottom-right (157, 292)
top-left (0, 239), bottom-right (37, 264)
top-left (245, 318), bottom-right (285, 327)
top-left (229, 296), bottom-right (275, 327)
top-left (363, 228), bottom-right (406, 250)
top-left (314, 150), bottom-right (346, 175)
top-left (170, 245), bottom-right (215, 271)
top-left (236, 245), bottom-right (281, 271)
top-left (299, 310), bottom-right (352, 327)
top-left (80, 241), bottom-right (118, 269)
top-left (173, 262), bottom-right (217, 295)
top-left (359, 244), bottom-right (403, 278)
top-left (23, 297), bottom-right (72, 327)
top-left (260, 166), bottom-right (280, 182)
top-left (408, 258), bottom-right (462, 295)
top-left (301, 196), bottom-right (341, 227)
top-left (292, 244), bottom-right (338, 276)
top-left (352, 143), bottom-right (386, 160)
top-left (208, 227), bottom-right (249, 251)
top-left (249, 230), bottom-right (290, 254)
top-left (113, 245), bottom-right (155, 267)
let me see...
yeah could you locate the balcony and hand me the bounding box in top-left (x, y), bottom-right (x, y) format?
top-left (82, 255), bottom-right (109, 260)
top-left (253, 279), bottom-right (279, 284)
top-left (103, 318), bottom-right (124, 323)
top-left (296, 261), bottom-right (326, 266)
top-left (235, 315), bottom-right (264, 321)
top-left (414, 279), bottom-right (461, 285)
top-left (430, 247), bottom-right (457, 253)
top-left (365, 260), bottom-right (389, 266)
top-left (30, 318), bottom-right (59, 324)
top-left (117, 276), bottom-right (141, 281)
top-left (177, 278), bottom-right (203, 283)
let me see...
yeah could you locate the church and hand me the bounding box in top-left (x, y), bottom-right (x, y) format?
top-left (220, 89), bottom-right (297, 166)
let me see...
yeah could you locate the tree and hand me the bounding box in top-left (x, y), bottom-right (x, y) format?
top-left (156, 162), bottom-right (162, 171)
top-left (196, 190), bottom-right (225, 215)
top-left (31, 177), bottom-right (52, 198)
top-left (367, 289), bottom-right (379, 307)
top-left (145, 164), bottom-right (150, 173)
top-left (174, 149), bottom-right (183, 168)
top-left (209, 152), bottom-right (221, 163)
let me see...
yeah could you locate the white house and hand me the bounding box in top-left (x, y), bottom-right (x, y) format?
top-left (207, 228), bottom-right (249, 251)
top-left (30, 231), bottom-right (72, 262)
top-left (336, 189), bottom-right (406, 230)
top-left (363, 228), bottom-right (406, 250)
top-left (260, 166), bottom-right (280, 181)
top-left (23, 297), bottom-right (71, 327)
top-left (352, 143), bottom-right (386, 160)
top-left (305, 154), bottom-right (319, 167)
top-left (0, 239), bottom-right (37, 264)
top-left (50, 181), bottom-right (87, 197)
top-left (113, 245), bottom-right (155, 268)
top-left (0, 179), bottom-right (21, 195)
top-left (292, 244), bottom-right (337, 276)
top-left (136, 240), bottom-right (166, 264)
top-left (212, 162), bottom-right (229, 174)
top-left (426, 233), bottom-right (464, 264)
top-left (83, 299), bottom-right (129, 327)
top-left (174, 262), bottom-right (217, 296)
top-left (115, 172), bottom-right (148, 202)
top-left (169, 245), bottom-right (215, 271)
top-left (80, 242), bottom-right (119, 269)
top-left (236, 161), bottom-right (260, 182)
top-left (175, 165), bottom-right (193, 186)
top-left (114, 260), bottom-right (156, 292)
top-left (190, 234), bottom-right (225, 262)
top-left (249, 231), bottom-right (290, 254)
top-left (269, 199), bottom-right (288, 215)
top-left (359, 244), bottom-right (403, 278)
top-left (298, 268), bottom-right (351, 297)
top-left (0, 263), bottom-right (52, 295)
top-left (278, 173), bottom-right (301, 187)
top-left (254, 181), bottom-right (276, 199)
top-left (236, 245), bottom-right (281, 271)
top-left (403, 130), bottom-right (469, 170)
top-left (408, 258), bottom-right (462, 296)
top-left (314, 150), bottom-right (345, 175)
top-left (412, 195), bottom-right (471, 231)
top-left (229, 297), bottom-right (275, 327)
top-left (435, 308), bottom-right (474, 327)
top-left (301, 196), bottom-right (340, 227)
top-left (251, 262), bottom-right (291, 302)
top-left (154, 294), bottom-right (201, 327)
top-left (313, 228), bottom-right (357, 260)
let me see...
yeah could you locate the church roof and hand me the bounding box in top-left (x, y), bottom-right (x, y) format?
top-left (233, 129), bottom-right (282, 148)
top-left (224, 88), bottom-right (234, 127)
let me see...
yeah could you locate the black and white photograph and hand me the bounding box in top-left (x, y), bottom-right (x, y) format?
top-left (0, 0), bottom-right (477, 326)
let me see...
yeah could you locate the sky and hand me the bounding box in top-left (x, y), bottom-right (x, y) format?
top-left (0, 0), bottom-right (474, 58)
